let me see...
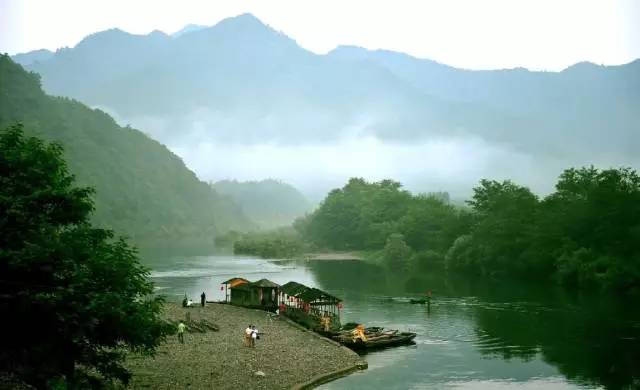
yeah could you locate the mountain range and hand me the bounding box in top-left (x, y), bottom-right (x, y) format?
top-left (11, 13), bottom-right (640, 195)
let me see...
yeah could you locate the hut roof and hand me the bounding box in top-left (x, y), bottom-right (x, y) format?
top-left (251, 278), bottom-right (280, 288)
top-left (281, 281), bottom-right (341, 304)
top-left (222, 277), bottom-right (249, 285)
top-left (281, 281), bottom-right (309, 296)
top-left (229, 283), bottom-right (252, 291)
top-left (298, 287), bottom-right (341, 303)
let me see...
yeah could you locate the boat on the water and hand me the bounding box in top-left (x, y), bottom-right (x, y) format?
top-left (334, 331), bottom-right (417, 351)
top-left (409, 298), bottom-right (427, 304)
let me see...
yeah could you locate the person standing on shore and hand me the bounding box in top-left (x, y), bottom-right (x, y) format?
top-left (251, 325), bottom-right (258, 348)
top-left (201, 291), bottom-right (206, 307)
top-left (244, 324), bottom-right (252, 346)
top-left (177, 320), bottom-right (186, 344)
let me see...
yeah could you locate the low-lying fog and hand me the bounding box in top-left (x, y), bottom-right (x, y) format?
top-left (102, 106), bottom-right (635, 202)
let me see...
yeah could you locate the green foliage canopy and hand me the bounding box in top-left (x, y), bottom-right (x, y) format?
top-left (0, 124), bottom-right (172, 387)
top-left (302, 169), bottom-right (640, 294)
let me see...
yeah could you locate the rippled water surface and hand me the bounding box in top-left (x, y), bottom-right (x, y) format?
top-left (145, 255), bottom-right (640, 390)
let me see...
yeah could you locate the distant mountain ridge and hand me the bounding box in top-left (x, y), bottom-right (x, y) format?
top-left (11, 13), bottom-right (640, 183)
top-left (0, 55), bottom-right (252, 250)
top-left (212, 179), bottom-right (313, 229)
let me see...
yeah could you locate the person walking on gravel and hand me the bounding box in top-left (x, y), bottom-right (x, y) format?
top-left (177, 320), bottom-right (186, 344)
top-left (244, 324), bottom-right (252, 346)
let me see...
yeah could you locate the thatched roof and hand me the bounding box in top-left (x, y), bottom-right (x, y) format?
top-left (222, 277), bottom-right (249, 286)
top-left (229, 278), bottom-right (279, 290)
top-left (281, 281), bottom-right (309, 296)
top-left (252, 279), bottom-right (280, 288)
top-left (280, 281), bottom-right (341, 304)
top-left (298, 287), bottom-right (341, 304)
top-left (230, 283), bottom-right (252, 291)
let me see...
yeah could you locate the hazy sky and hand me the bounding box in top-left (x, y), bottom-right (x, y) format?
top-left (1, 0), bottom-right (638, 70)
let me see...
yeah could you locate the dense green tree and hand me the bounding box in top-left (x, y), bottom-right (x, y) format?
top-left (232, 228), bottom-right (308, 258)
top-left (383, 233), bottom-right (412, 271)
top-left (544, 167), bottom-right (640, 291)
top-left (409, 249), bottom-right (445, 272)
top-left (399, 194), bottom-right (469, 253)
top-left (303, 178), bottom-right (412, 250)
top-left (463, 180), bottom-right (540, 277)
top-left (0, 124), bottom-right (172, 387)
top-left (447, 169), bottom-right (640, 292)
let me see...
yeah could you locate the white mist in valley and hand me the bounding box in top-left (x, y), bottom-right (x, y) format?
top-left (100, 105), bottom-right (563, 200)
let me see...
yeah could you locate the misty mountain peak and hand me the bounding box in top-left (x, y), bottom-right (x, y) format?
top-left (12, 49), bottom-right (54, 66)
top-left (172, 12), bottom-right (301, 55)
top-left (74, 28), bottom-right (170, 51)
top-left (148, 29), bottom-right (170, 39)
top-left (328, 45), bottom-right (370, 59)
top-left (211, 13), bottom-right (282, 38)
top-left (172, 24), bottom-right (208, 38)
top-left (562, 61), bottom-right (602, 73)
top-left (223, 13), bottom-right (266, 27)
top-left (76, 28), bottom-right (131, 46)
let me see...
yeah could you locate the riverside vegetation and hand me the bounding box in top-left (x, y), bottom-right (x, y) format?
top-left (247, 174), bottom-right (640, 295)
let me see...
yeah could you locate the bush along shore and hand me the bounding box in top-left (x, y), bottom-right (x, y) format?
top-left (123, 303), bottom-right (366, 389)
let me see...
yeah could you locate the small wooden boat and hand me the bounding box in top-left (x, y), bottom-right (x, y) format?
top-left (410, 298), bottom-right (427, 304)
top-left (334, 331), bottom-right (417, 351)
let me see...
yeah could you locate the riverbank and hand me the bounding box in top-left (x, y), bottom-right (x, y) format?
top-left (125, 303), bottom-right (366, 389)
top-left (305, 252), bottom-right (362, 261)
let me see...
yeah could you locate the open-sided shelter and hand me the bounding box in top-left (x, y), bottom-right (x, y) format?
top-left (280, 281), bottom-right (342, 330)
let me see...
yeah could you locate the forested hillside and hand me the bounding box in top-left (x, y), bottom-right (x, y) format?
top-left (212, 179), bottom-right (312, 229)
top-left (0, 55), bottom-right (251, 248)
top-left (298, 172), bottom-right (640, 294)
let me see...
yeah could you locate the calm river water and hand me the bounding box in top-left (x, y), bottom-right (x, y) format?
top-left (145, 255), bottom-right (640, 390)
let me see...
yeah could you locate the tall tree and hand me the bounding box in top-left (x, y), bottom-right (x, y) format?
top-left (0, 124), bottom-right (172, 387)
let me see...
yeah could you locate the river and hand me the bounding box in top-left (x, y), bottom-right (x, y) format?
top-left (145, 255), bottom-right (640, 390)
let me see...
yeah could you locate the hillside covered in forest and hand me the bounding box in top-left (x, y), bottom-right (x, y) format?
top-left (212, 179), bottom-right (312, 229)
top-left (0, 55), bottom-right (251, 249)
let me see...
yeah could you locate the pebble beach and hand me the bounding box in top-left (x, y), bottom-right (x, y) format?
top-left (125, 303), bottom-right (366, 389)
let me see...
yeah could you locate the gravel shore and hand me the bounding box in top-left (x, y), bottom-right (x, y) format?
top-left (125, 303), bottom-right (365, 389)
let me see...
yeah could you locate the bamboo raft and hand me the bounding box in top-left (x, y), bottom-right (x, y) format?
top-left (330, 327), bottom-right (417, 351)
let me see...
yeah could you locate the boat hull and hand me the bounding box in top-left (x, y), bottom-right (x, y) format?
top-left (337, 332), bottom-right (417, 351)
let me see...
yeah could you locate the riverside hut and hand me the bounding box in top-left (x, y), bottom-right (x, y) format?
top-left (280, 281), bottom-right (342, 330)
top-left (228, 278), bottom-right (280, 311)
top-left (221, 277), bottom-right (249, 303)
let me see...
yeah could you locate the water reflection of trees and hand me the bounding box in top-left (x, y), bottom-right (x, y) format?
top-left (309, 261), bottom-right (640, 390)
top-left (467, 283), bottom-right (640, 390)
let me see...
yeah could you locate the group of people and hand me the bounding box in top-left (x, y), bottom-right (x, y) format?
top-left (182, 292), bottom-right (207, 308)
top-left (244, 324), bottom-right (260, 347)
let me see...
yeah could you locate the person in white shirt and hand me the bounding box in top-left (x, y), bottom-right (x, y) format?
top-left (251, 325), bottom-right (258, 347)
